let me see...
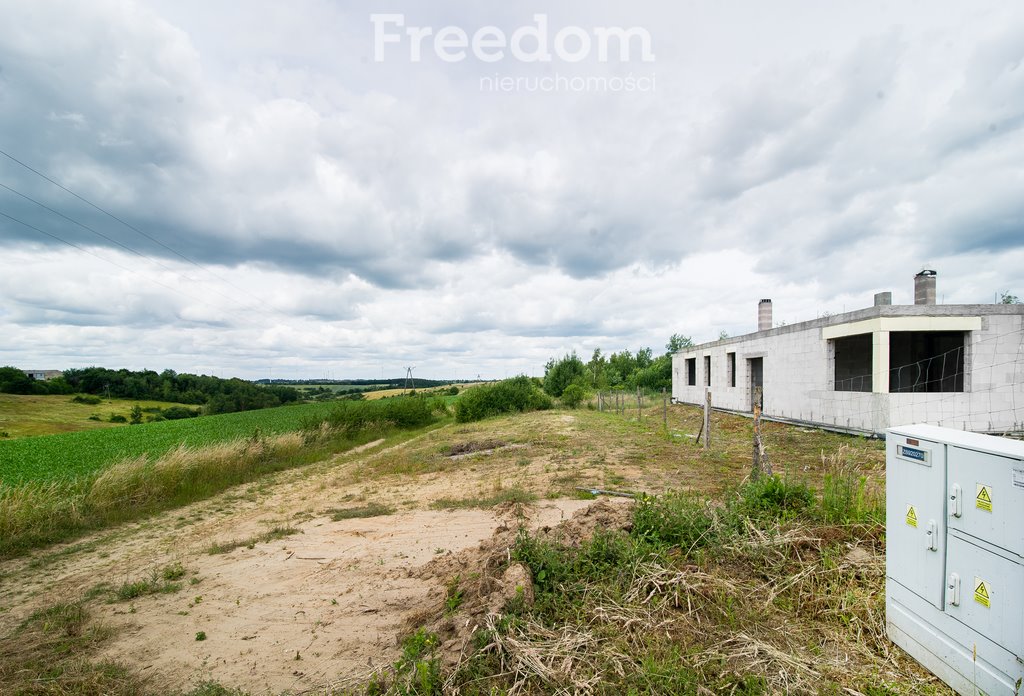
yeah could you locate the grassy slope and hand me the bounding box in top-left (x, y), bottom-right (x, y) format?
top-left (0, 394), bottom-right (196, 439)
top-left (0, 401), bottom-right (338, 485)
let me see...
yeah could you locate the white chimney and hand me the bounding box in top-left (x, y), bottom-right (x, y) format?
top-left (758, 299), bottom-right (772, 331)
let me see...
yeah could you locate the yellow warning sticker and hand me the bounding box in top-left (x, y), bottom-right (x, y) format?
top-left (974, 577), bottom-right (991, 608)
top-left (976, 484), bottom-right (993, 512)
top-left (905, 505), bottom-right (918, 527)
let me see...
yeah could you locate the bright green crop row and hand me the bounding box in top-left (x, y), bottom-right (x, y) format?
top-left (0, 402), bottom-right (339, 486)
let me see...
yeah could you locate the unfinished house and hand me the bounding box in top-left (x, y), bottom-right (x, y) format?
top-left (671, 271), bottom-right (1024, 436)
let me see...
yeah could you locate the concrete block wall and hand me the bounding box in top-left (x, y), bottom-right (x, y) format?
top-left (671, 307), bottom-right (1024, 435)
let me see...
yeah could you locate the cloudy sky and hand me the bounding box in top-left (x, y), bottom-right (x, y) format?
top-left (1, 1), bottom-right (1023, 381)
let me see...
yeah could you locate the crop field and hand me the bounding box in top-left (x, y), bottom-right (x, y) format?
top-left (0, 393), bottom-right (196, 439)
top-left (0, 401), bottom-right (338, 485)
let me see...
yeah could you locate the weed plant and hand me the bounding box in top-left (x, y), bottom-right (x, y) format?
top-left (434, 465), bottom-right (889, 694)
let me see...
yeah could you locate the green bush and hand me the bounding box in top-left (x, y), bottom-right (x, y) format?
top-left (71, 394), bottom-right (102, 405)
top-left (513, 527), bottom-right (647, 601)
top-left (734, 475), bottom-right (814, 522)
top-left (108, 414), bottom-right (127, 423)
top-left (560, 383), bottom-right (586, 409)
top-left (632, 491), bottom-right (727, 552)
top-left (301, 396), bottom-right (441, 435)
top-left (454, 376), bottom-right (553, 423)
top-left (542, 352), bottom-right (586, 397)
top-left (162, 406), bottom-right (201, 420)
top-left (0, 366), bottom-right (35, 395)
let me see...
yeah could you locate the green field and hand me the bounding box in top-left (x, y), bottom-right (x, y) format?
top-left (0, 394), bottom-right (197, 439)
top-left (0, 401), bottom-right (338, 486)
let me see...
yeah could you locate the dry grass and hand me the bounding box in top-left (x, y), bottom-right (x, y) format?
top-left (0, 603), bottom-right (143, 695)
top-left (1, 430), bottom-right (323, 557)
top-left (88, 432), bottom-right (305, 513)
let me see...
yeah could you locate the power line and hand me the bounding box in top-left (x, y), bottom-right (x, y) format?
top-left (0, 147), bottom-right (264, 309)
top-left (0, 179), bottom-right (282, 322)
top-left (0, 209), bottom-right (214, 310)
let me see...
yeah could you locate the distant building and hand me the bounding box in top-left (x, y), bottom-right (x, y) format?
top-left (671, 271), bottom-right (1024, 436)
top-left (23, 370), bottom-right (63, 381)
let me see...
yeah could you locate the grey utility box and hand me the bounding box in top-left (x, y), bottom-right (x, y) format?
top-left (886, 424), bottom-right (1024, 695)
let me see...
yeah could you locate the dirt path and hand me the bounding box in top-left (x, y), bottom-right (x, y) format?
top-left (0, 429), bottom-right (612, 694)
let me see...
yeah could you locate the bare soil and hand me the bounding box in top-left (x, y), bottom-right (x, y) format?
top-left (0, 415), bottom-right (634, 694)
top-left (0, 406), bottom-right (887, 694)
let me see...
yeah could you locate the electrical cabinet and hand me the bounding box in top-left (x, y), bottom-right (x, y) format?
top-left (886, 424), bottom-right (1024, 695)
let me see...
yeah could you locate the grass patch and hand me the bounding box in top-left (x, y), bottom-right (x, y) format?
top-left (327, 503), bottom-right (395, 520)
top-left (104, 563), bottom-right (191, 602)
top-left (430, 487), bottom-right (537, 510)
top-left (206, 525), bottom-right (302, 555)
top-left (0, 393), bottom-right (199, 440)
top-left (0, 602), bottom-right (141, 695)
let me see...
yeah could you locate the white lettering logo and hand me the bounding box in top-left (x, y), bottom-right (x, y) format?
top-left (371, 14), bottom-right (655, 64)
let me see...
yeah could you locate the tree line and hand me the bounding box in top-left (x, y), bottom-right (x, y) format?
top-left (541, 334), bottom-right (693, 399)
top-left (0, 366), bottom-right (300, 414)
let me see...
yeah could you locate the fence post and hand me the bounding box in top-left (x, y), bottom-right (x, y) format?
top-left (752, 386), bottom-right (772, 478)
top-left (703, 389), bottom-right (711, 450)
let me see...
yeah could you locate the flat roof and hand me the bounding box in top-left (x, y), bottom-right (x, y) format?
top-left (677, 303), bottom-right (1024, 354)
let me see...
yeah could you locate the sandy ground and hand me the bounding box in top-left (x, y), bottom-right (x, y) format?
top-left (0, 424), bottom-right (622, 694)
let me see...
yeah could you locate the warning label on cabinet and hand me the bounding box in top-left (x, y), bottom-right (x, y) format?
top-left (1013, 468), bottom-right (1024, 490)
top-left (905, 505), bottom-right (918, 527)
top-left (974, 577), bottom-right (991, 608)
top-left (976, 484), bottom-right (993, 512)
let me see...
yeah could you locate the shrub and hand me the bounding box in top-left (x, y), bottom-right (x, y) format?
top-left (300, 396), bottom-right (441, 436)
top-left (108, 414), bottom-right (127, 423)
top-left (733, 475), bottom-right (814, 522)
top-left (632, 491), bottom-right (727, 552)
top-left (71, 394), bottom-right (102, 405)
top-left (162, 406), bottom-right (201, 420)
top-left (560, 383), bottom-right (586, 409)
top-left (542, 353), bottom-right (586, 397)
top-left (454, 376), bottom-right (553, 423)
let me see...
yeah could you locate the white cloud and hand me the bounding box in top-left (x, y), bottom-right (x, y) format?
top-left (1, 0), bottom-right (1023, 378)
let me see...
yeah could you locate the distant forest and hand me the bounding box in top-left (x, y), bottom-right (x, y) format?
top-left (0, 366), bottom-right (300, 414)
top-left (254, 377), bottom-right (468, 389)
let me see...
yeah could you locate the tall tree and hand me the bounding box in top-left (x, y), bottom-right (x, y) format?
top-left (543, 352), bottom-right (586, 397)
top-left (666, 334), bottom-right (693, 355)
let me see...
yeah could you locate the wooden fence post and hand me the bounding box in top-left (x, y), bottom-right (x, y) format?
top-left (703, 389), bottom-right (711, 450)
top-left (752, 386), bottom-right (772, 478)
